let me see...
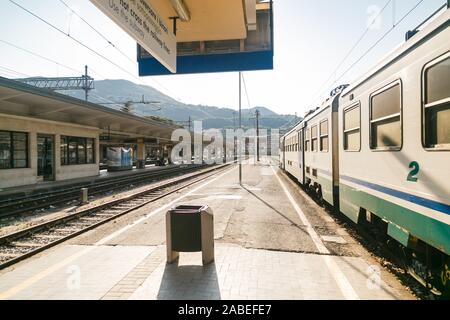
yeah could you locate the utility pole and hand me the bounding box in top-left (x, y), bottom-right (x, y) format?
top-left (84, 65), bottom-right (89, 101)
top-left (239, 72), bottom-right (242, 185)
top-left (233, 111), bottom-right (237, 161)
top-left (255, 109), bottom-right (260, 162)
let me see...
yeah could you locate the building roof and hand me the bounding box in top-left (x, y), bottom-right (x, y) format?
top-left (0, 77), bottom-right (181, 142)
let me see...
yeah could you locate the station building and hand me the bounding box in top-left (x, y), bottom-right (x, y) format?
top-left (0, 77), bottom-right (180, 189)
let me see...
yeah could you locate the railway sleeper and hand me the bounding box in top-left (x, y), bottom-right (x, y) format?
top-left (0, 252), bottom-right (21, 259)
top-left (10, 242), bottom-right (42, 248)
top-left (31, 234), bottom-right (63, 240)
top-left (79, 217), bottom-right (105, 222)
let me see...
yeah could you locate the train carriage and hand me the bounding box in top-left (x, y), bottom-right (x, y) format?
top-left (280, 7), bottom-right (450, 295)
top-left (282, 122), bottom-right (303, 183)
top-left (303, 92), bottom-right (343, 207)
top-left (338, 9), bottom-right (449, 257)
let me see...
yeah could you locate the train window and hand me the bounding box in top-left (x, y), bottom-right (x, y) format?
top-left (305, 129), bottom-right (310, 152)
top-left (424, 55), bottom-right (450, 149)
top-left (370, 83), bottom-right (402, 150)
top-left (320, 119), bottom-right (329, 152)
top-left (343, 104), bottom-right (361, 152)
top-left (0, 131), bottom-right (28, 169)
top-left (311, 125), bottom-right (318, 152)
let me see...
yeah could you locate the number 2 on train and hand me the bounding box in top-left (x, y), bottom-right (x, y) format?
top-left (407, 161), bottom-right (420, 182)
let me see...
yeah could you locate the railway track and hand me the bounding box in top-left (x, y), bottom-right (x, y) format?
top-left (0, 164), bottom-right (208, 218)
top-left (0, 163), bottom-right (232, 270)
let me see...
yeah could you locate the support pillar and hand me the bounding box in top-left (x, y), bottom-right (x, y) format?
top-left (136, 138), bottom-right (146, 169)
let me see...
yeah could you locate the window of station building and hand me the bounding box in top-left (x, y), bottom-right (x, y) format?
top-left (311, 125), bottom-right (318, 152)
top-left (370, 82), bottom-right (402, 150)
top-left (424, 55), bottom-right (450, 149)
top-left (320, 119), bottom-right (329, 152)
top-left (0, 131), bottom-right (28, 169)
top-left (343, 104), bottom-right (361, 152)
top-left (60, 136), bottom-right (68, 166)
top-left (61, 136), bottom-right (95, 165)
top-left (305, 129), bottom-right (310, 151)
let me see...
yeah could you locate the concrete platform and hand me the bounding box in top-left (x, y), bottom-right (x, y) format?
top-left (0, 158), bottom-right (416, 300)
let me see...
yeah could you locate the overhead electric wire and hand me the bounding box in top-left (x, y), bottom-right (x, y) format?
top-left (0, 38), bottom-right (84, 75)
top-left (89, 92), bottom-right (123, 109)
top-left (310, 0), bottom-right (392, 105)
top-left (311, 0), bottom-right (425, 105)
top-left (8, 0), bottom-right (180, 102)
top-left (8, 0), bottom-right (139, 79)
top-left (241, 73), bottom-right (252, 109)
top-left (0, 65), bottom-right (31, 78)
top-left (329, 0), bottom-right (425, 88)
top-left (58, 0), bottom-right (136, 65)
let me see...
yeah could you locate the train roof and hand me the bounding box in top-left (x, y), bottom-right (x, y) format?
top-left (281, 119), bottom-right (304, 139)
top-left (281, 7), bottom-right (449, 141)
top-left (342, 7), bottom-right (450, 98)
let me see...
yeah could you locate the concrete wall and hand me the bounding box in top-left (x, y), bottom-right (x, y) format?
top-left (0, 114), bottom-right (101, 189)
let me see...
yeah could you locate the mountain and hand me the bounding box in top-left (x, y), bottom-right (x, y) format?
top-left (61, 79), bottom-right (301, 130)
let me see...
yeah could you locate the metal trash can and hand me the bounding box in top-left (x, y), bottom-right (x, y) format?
top-left (166, 205), bottom-right (214, 265)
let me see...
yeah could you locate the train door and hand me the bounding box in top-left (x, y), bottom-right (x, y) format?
top-left (37, 134), bottom-right (55, 181)
top-left (298, 129), bottom-right (305, 185)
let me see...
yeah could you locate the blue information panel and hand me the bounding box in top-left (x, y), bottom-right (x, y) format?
top-left (138, 1), bottom-right (274, 76)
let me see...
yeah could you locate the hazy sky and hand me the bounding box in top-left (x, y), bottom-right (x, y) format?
top-left (0, 0), bottom-right (446, 116)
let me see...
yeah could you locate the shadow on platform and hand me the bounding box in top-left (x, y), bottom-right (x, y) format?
top-left (157, 261), bottom-right (221, 300)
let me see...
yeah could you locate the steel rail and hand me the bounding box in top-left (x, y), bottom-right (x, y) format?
top-left (0, 163), bottom-right (232, 270)
top-left (0, 165), bottom-right (207, 218)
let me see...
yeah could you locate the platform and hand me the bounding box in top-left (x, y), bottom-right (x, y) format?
top-left (0, 158), bottom-right (415, 300)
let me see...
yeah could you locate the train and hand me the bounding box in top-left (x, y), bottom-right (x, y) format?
top-left (280, 8), bottom-right (449, 297)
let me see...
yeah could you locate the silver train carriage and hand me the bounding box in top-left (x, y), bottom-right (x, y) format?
top-left (280, 8), bottom-right (450, 295)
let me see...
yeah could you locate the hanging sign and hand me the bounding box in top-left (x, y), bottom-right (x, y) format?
top-left (90, 0), bottom-right (176, 73)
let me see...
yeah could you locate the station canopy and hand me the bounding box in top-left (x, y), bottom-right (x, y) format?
top-left (90, 0), bottom-right (274, 75)
top-left (0, 77), bottom-right (180, 142)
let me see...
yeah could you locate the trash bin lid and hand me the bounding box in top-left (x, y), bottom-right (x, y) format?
top-left (170, 205), bottom-right (208, 214)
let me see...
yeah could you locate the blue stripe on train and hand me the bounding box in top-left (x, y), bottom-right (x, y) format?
top-left (340, 175), bottom-right (450, 215)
